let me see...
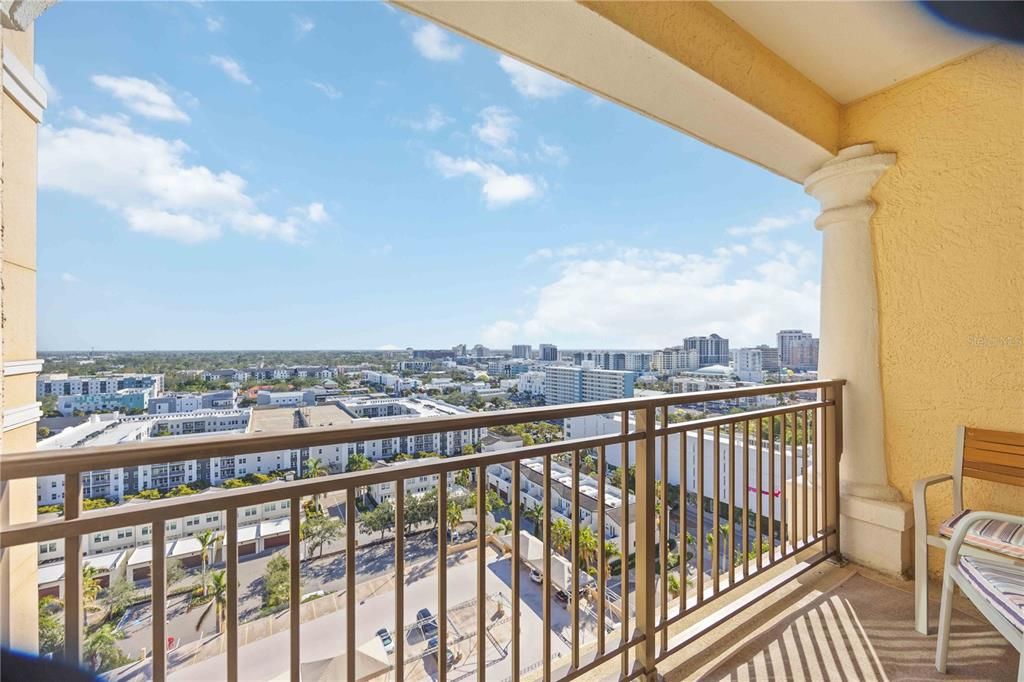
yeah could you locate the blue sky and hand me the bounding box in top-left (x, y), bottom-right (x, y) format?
top-left (35, 2), bottom-right (820, 351)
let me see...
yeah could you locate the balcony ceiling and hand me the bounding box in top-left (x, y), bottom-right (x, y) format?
top-left (713, 1), bottom-right (990, 104)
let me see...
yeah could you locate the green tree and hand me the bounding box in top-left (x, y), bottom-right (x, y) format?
top-left (196, 570), bottom-right (228, 634)
top-left (166, 557), bottom-right (186, 588)
top-left (603, 541), bottom-right (621, 578)
top-left (446, 499), bottom-right (463, 535)
top-left (304, 456), bottom-right (328, 510)
top-left (550, 518), bottom-right (572, 555)
top-left (301, 513), bottom-right (344, 559)
top-left (82, 565), bottom-right (101, 627)
top-left (494, 518), bottom-right (514, 536)
top-left (578, 526), bottom-right (598, 569)
top-left (360, 501), bottom-right (396, 541)
top-left (102, 578), bottom-right (137, 620)
top-left (263, 554), bottom-right (293, 611)
top-left (38, 596), bottom-right (64, 655)
top-left (346, 453), bottom-right (373, 501)
top-left (83, 623), bottom-right (129, 672)
top-left (197, 530), bottom-right (221, 596)
top-left (524, 506), bottom-right (543, 538)
top-left (454, 469), bottom-right (471, 488)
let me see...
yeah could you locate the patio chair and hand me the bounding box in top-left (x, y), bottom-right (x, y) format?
top-left (914, 426), bottom-right (1024, 635)
top-left (935, 511), bottom-right (1024, 680)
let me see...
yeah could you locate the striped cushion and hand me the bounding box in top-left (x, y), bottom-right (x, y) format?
top-left (939, 509), bottom-right (1024, 560)
top-left (959, 556), bottom-right (1024, 631)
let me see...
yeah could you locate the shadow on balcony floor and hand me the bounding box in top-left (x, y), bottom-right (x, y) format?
top-left (694, 571), bottom-right (1017, 681)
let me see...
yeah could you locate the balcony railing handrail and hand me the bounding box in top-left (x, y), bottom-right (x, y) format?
top-left (0, 430), bottom-right (646, 548)
top-left (0, 379), bottom-right (843, 480)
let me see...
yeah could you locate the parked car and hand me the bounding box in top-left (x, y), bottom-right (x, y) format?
top-left (554, 589), bottom-right (570, 604)
top-left (529, 568), bottom-right (543, 584)
top-left (376, 627), bottom-right (394, 654)
top-left (427, 637), bottom-right (455, 670)
top-left (416, 608), bottom-right (438, 638)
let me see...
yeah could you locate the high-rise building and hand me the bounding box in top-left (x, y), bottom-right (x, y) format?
top-left (539, 344), bottom-right (558, 361)
top-left (777, 330), bottom-right (819, 370)
top-left (652, 346), bottom-right (699, 373)
top-left (756, 345), bottom-right (781, 372)
top-left (683, 334), bottom-right (730, 367)
top-left (625, 352), bottom-right (652, 372)
top-left (511, 344), bottom-right (532, 359)
top-left (732, 348), bottom-right (765, 382)
top-left (452, 344), bottom-right (468, 357)
top-left (543, 366), bottom-right (636, 405)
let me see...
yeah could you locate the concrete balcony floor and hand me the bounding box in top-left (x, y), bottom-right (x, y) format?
top-left (654, 563), bottom-right (1018, 681)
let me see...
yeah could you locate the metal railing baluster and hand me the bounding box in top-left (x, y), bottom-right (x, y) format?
top-left (226, 507), bottom-right (238, 682)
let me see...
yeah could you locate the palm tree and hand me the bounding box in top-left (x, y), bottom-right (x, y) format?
top-left (446, 499), bottom-right (463, 536)
top-left (550, 518), bottom-right (572, 555)
top-left (197, 530), bottom-right (221, 596)
top-left (83, 623), bottom-right (125, 672)
top-left (494, 518), bottom-right (514, 536)
top-left (195, 570), bottom-right (228, 635)
top-left (524, 506), bottom-right (543, 538)
top-left (82, 565), bottom-right (101, 628)
top-left (304, 456), bottom-right (328, 510)
top-left (578, 526), bottom-right (598, 570)
top-left (603, 541), bottom-right (621, 579)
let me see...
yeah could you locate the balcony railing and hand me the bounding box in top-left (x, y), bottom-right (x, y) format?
top-left (0, 379), bottom-right (843, 681)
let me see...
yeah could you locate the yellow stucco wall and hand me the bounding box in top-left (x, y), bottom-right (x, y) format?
top-left (580, 0), bottom-right (839, 155)
top-left (840, 45), bottom-right (1024, 565)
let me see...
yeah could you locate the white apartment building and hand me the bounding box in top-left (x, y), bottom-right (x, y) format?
top-left (37, 372), bottom-right (164, 398)
top-left (361, 370), bottom-right (421, 392)
top-left (651, 347), bottom-right (700, 374)
top-left (565, 413), bottom-right (810, 521)
top-left (517, 371), bottom-right (546, 396)
top-left (36, 410), bottom-right (252, 504)
top-left (36, 484), bottom-right (293, 565)
top-left (544, 365), bottom-right (636, 405)
top-left (255, 390), bottom-right (314, 407)
top-left (487, 457), bottom-right (637, 553)
top-left (732, 348), bottom-right (766, 382)
top-left (366, 458), bottom-right (457, 503)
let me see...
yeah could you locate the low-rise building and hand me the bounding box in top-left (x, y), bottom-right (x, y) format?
top-left (487, 457), bottom-right (636, 553)
top-left (37, 372), bottom-right (164, 399)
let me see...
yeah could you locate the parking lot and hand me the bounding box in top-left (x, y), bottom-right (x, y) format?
top-left (158, 544), bottom-right (611, 680)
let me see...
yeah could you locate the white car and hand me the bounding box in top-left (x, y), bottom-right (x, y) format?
top-left (530, 568), bottom-right (543, 584)
top-left (376, 627), bottom-right (395, 654)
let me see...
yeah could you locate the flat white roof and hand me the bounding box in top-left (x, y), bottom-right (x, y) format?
top-left (38, 563), bottom-right (65, 585)
top-left (259, 518), bottom-right (290, 536)
top-left (170, 537), bottom-right (203, 557)
top-left (85, 550), bottom-right (126, 572)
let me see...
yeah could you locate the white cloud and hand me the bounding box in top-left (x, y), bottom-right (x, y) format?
top-left (431, 152), bottom-right (542, 208)
top-left (308, 80), bottom-right (342, 100)
top-left (726, 209), bottom-right (816, 236)
top-left (205, 16), bottom-right (223, 32)
top-left (91, 75), bottom-right (190, 123)
top-left (35, 64), bottom-right (59, 104)
top-left (472, 106), bottom-right (517, 150)
top-left (536, 138), bottom-right (568, 166)
top-left (485, 236), bottom-right (819, 348)
top-left (398, 106), bottom-right (452, 132)
top-left (60, 272), bottom-right (78, 283)
top-left (39, 111), bottom-right (324, 244)
top-left (377, 344), bottom-right (401, 351)
top-left (411, 23), bottom-right (463, 62)
top-left (305, 202), bottom-right (328, 223)
top-left (209, 55), bottom-right (252, 85)
top-left (293, 15), bottom-right (315, 37)
top-left (498, 55), bottom-right (570, 99)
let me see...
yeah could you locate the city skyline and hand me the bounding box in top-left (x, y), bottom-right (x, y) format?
top-left (36, 2), bottom-right (820, 351)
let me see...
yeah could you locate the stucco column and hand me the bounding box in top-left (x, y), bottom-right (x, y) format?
top-left (804, 143), bottom-right (913, 574)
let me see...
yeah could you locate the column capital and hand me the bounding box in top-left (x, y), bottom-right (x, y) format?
top-left (1, 0), bottom-right (57, 31)
top-left (803, 143), bottom-right (895, 231)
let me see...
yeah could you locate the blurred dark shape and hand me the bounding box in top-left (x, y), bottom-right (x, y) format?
top-left (1, 649), bottom-right (98, 682)
top-left (921, 1), bottom-right (1024, 43)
